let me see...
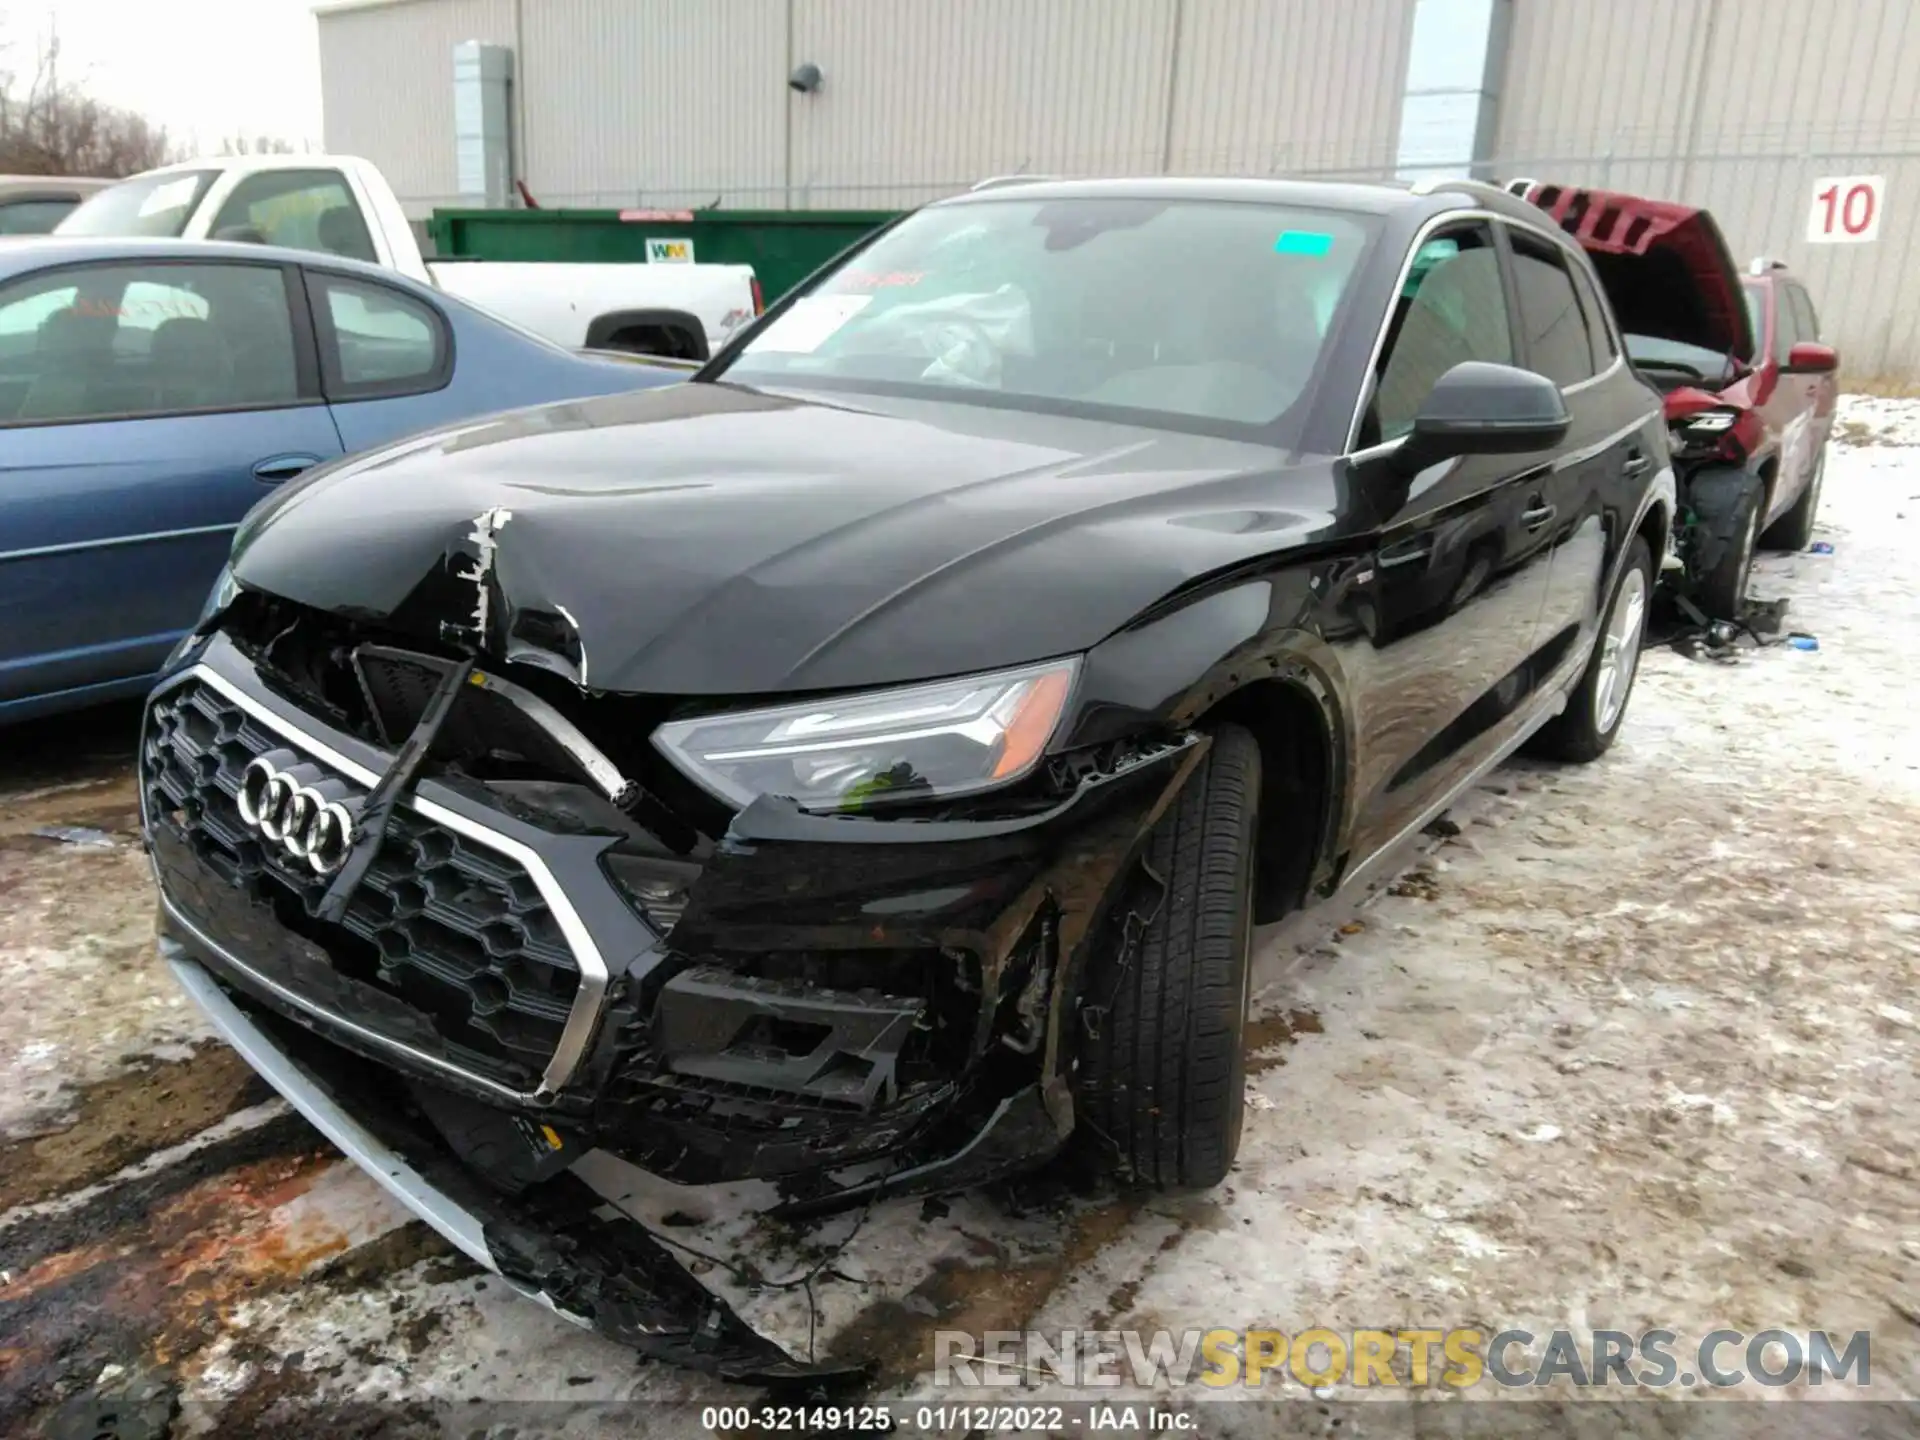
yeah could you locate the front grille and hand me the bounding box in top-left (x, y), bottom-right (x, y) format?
top-left (143, 678), bottom-right (579, 1087)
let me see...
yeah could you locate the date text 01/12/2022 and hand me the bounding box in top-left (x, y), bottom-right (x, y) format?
top-left (698, 1406), bottom-right (1198, 1432)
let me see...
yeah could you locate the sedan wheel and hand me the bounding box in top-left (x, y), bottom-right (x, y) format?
top-left (1592, 564), bottom-right (1648, 735)
top-left (1527, 536), bottom-right (1654, 764)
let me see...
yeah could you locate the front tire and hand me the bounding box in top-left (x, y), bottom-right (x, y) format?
top-left (1528, 536), bottom-right (1652, 764)
top-left (1075, 725), bottom-right (1259, 1190)
top-left (1687, 467), bottom-right (1763, 620)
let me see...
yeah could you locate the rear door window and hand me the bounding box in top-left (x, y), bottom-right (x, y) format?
top-left (310, 271), bottom-right (451, 398)
top-left (209, 169), bottom-right (379, 264)
top-left (1565, 257), bottom-right (1616, 369)
top-left (1506, 230), bottom-right (1598, 387)
top-left (0, 261), bottom-right (303, 426)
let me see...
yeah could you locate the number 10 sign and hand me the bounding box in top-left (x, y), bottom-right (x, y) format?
top-left (1807, 175), bottom-right (1884, 243)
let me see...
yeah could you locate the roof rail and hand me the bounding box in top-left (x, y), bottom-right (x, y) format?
top-left (1408, 175), bottom-right (1536, 210)
top-left (969, 174), bottom-right (1059, 192)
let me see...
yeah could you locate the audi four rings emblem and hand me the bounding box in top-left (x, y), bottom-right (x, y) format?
top-left (237, 750), bottom-right (363, 875)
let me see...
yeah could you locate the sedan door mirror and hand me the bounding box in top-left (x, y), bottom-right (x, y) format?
top-left (1395, 361), bottom-right (1571, 475)
top-left (1785, 341), bottom-right (1839, 374)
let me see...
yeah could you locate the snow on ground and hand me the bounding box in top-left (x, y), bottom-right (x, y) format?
top-left (2, 397), bottom-right (1917, 1432)
top-left (0, 763), bottom-right (217, 1142)
top-left (1003, 399), bottom-right (1920, 1412)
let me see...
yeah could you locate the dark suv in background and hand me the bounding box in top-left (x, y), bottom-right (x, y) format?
top-left (142, 175), bottom-right (1673, 1379)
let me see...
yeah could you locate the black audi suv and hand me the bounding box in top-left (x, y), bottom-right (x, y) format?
top-left (140, 175), bottom-right (1673, 1379)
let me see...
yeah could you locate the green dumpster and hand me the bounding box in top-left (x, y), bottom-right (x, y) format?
top-left (426, 207), bottom-right (902, 306)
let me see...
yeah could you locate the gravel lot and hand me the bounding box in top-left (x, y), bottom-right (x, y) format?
top-left (3, 397), bottom-right (1916, 1436)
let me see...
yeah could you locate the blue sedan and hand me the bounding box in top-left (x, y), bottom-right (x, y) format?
top-left (0, 237), bottom-right (685, 723)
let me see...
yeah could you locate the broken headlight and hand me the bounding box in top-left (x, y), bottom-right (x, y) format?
top-left (1671, 406), bottom-right (1749, 462)
top-left (652, 658), bottom-right (1079, 813)
top-left (1681, 410), bottom-right (1736, 434)
top-left (163, 564), bottom-right (242, 670)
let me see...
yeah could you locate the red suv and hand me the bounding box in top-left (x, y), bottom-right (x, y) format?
top-left (1511, 183), bottom-right (1839, 618)
top-left (1739, 262), bottom-right (1839, 543)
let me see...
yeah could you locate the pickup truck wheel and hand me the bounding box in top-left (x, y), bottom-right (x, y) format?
top-left (1527, 536), bottom-right (1652, 764)
top-left (604, 325), bottom-right (701, 361)
top-left (1687, 467), bottom-right (1763, 621)
top-left (1760, 447), bottom-right (1825, 551)
top-left (1074, 725), bottom-right (1259, 1190)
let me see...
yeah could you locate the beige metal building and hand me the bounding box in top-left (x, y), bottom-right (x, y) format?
top-left (317, 0), bottom-right (1920, 376)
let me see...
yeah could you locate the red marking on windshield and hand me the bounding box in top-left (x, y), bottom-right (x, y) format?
top-left (837, 270), bottom-right (928, 291)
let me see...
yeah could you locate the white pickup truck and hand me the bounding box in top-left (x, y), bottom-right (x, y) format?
top-left (53, 154), bottom-right (759, 360)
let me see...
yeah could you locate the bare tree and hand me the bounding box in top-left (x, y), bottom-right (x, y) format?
top-left (0, 29), bottom-right (177, 176)
top-left (220, 134), bottom-right (300, 157)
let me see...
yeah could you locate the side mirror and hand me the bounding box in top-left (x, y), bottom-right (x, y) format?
top-left (1394, 361), bottom-right (1570, 475)
top-left (1785, 341), bottom-right (1838, 374)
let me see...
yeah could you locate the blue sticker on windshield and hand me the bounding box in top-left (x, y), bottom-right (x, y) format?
top-left (1275, 230), bottom-right (1334, 256)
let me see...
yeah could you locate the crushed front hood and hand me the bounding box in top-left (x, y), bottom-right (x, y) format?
top-left (229, 381), bottom-right (1346, 696)
top-left (1516, 182), bottom-right (1754, 361)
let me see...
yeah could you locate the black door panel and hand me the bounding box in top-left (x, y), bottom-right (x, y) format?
top-left (1338, 222), bottom-right (1559, 870)
top-left (1336, 444), bottom-right (1558, 867)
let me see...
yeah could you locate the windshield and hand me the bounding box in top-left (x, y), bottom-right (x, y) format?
top-left (1741, 280), bottom-right (1766, 345)
top-left (55, 171), bottom-right (218, 238)
top-left (715, 197), bottom-right (1378, 436)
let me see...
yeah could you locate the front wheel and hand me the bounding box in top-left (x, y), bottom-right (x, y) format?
top-left (1687, 467), bottom-right (1764, 620)
top-left (1074, 725), bottom-right (1259, 1190)
top-left (1527, 536), bottom-right (1652, 764)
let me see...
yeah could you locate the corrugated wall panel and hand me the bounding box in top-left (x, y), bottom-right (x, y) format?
top-left (787, 0), bottom-right (1181, 208)
top-left (1492, 0), bottom-right (1710, 178)
top-left (319, 0), bottom-right (515, 215)
top-left (1491, 0), bottom-right (1920, 376)
top-left (518, 0), bottom-right (789, 208)
top-left (1168, 0), bottom-right (1416, 177)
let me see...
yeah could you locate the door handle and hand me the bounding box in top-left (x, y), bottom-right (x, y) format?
top-left (1623, 451), bottom-right (1651, 477)
top-left (252, 454), bottom-right (323, 484)
top-left (1522, 500), bottom-right (1557, 530)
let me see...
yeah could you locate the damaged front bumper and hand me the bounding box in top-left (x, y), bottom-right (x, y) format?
top-left (163, 952), bottom-right (868, 1385)
top-left (141, 630), bottom-right (1198, 1377)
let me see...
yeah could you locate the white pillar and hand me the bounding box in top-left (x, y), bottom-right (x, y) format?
top-left (453, 40), bottom-right (515, 208)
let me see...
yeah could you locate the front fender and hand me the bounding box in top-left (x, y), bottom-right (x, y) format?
top-left (1055, 564), bottom-right (1361, 898)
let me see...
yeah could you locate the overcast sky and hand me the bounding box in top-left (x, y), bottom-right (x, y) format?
top-left (8, 0), bottom-right (324, 153)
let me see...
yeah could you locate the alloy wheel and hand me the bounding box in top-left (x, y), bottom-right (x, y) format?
top-left (1593, 566), bottom-right (1649, 734)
